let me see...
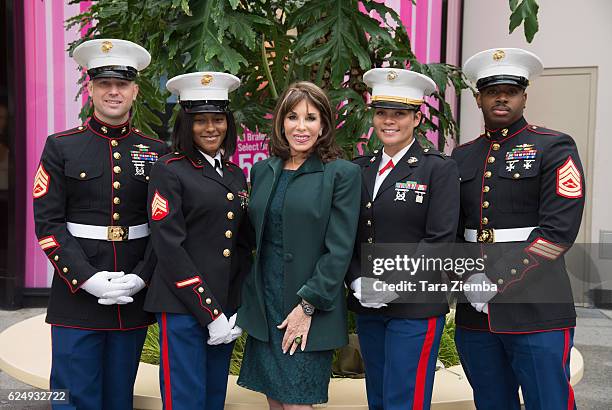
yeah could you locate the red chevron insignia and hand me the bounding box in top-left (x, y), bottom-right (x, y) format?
top-left (151, 190), bottom-right (169, 220)
top-left (33, 164), bottom-right (50, 198)
top-left (556, 156), bottom-right (582, 198)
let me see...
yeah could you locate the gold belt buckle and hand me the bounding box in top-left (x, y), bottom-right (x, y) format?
top-left (107, 226), bottom-right (129, 241)
top-left (477, 228), bottom-right (495, 243)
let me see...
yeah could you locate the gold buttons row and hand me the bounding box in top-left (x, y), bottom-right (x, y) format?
top-left (223, 249), bottom-right (231, 257)
top-left (227, 192), bottom-right (234, 201)
top-left (227, 211), bottom-right (234, 220)
top-left (111, 140), bottom-right (119, 147)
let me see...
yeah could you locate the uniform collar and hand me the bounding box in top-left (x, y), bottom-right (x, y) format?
top-left (198, 149), bottom-right (223, 169)
top-left (88, 113), bottom-right (131, 139)
top-left (485, 116), bottom-right (528, 141)
top-left (380, 139), bottom-right (415, 171)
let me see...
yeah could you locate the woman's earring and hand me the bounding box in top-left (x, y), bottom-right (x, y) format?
top-left (318, 129), bottom-right (323, 136)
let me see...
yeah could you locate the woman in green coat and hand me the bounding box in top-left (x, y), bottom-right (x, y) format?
top-left (237, 82), bottom-right (361, 408)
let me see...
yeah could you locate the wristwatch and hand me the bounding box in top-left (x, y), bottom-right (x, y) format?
top-left (300, 299), bottom-right (315, 316)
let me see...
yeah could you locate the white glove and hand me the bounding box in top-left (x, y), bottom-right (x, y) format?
top-left (98, 273), bottom-right (145, 305)
top-left (223, 314), bottom-right (243, 343)
top-left (207, 313), bottom-right (232, 345)
top-left (351, 277), bottom-right (398, 308)
top-left (464, 273), bottom-right (497, 305)
top-left (81, 271), bottom-right (132, 299)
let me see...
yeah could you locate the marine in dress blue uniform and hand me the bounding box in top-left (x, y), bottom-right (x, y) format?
top-left (33, 39), bottom-right (168, 409)
top-left (144, 72), bottom-right (253, 410)
top-left (346, 68), bottom-right (460, 410)
top-left (452, 48), bottom-right (585, 410)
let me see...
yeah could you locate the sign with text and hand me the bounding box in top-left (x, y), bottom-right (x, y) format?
top-left (231, 129), bottom-right (268, 181)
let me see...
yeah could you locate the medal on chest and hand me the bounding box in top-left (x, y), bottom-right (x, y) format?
top-left (130, 144), bottom-right (159, 176)
top-left (505, 144), bottom-right (537, 171)
top-left (394, 180), bottom-right (428, 203)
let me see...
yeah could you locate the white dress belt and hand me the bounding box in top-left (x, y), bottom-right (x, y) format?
top-left (464, 227), bottom-right (537, 243)
top-left (67, 222), bottom-right (150, 241)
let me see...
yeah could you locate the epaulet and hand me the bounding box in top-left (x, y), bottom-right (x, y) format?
top-left (526, 124), bottom-right (562, 136)
top-left (163, 152), bottom-right (186, 165)
top-left (52, 125), bottom-right (86, 139)
top-left (352, 152), bottom-right (376, 165)
top-left (132, 127), bottom-right (165, 144)
top-left (454, 134), bottom-right (484, 149)
top-left (224, 160), bottom-right (241, 169)
top-left (422, 148), bottom-right (447, 159)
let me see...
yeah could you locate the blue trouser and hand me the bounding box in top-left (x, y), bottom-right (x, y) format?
top-left (455, 327), bottom-right (576, 410)
top-left (157, 312), bottom-right (235, 410)
top-left (50, 325), bottom-right (147, 410)
top-left (356, 314), bottom-right (445, 410)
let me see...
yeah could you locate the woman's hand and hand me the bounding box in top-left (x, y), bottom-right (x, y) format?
top-left (277, 304), bottom-right (312, 355)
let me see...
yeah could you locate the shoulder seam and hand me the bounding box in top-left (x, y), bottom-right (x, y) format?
top-left (53, 127), bottom-right (85, 139)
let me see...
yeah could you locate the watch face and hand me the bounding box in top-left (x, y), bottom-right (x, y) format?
top-left (301, 301), bottom-right (315, 316)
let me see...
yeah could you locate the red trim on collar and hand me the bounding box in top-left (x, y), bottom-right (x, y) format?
top-left (87, 123), bottom-right (132, 140)
top-left (92, 113), bottom-right (130, 129)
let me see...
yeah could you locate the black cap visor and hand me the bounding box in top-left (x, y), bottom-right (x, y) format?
top-left (180, 100), bottom-right (229, 114)
top-left (370, 100), bottom-right (420, 111)
top-left (88, 66), bottom-right (137, 81)
top-left (477, 75), bottom-right (528, 90)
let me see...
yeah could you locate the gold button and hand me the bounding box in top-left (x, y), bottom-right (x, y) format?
top-left (78, 126), bottom-right (84, 131)
top-left (487, 156), bottom-right (495, 164)
top-left (366, 220), bottom-right (372, 226)
top-left (134, 128), bottom-right (140, 133)
top-left (523, 258), bottom-right (530, 265)
top-left (113, 213), bottom-right (120, 221)
top-left (492, 143), bottom-right (500, 151)
top-left (482, 201), bottom-right (490, 209)
top-left (227, 211), bottom-right (234, 220)
top-left (111, 140), bottom-right (118, 147)
top-left (497, 278), bottom-right (504, 285)
top-left (501, 128), bottom-right (509, 136)
top-left (71, 279), bottom-right (77, 285)
top-left (206, 298), bottom-right (212, 304)
top-left (54, 255), bottom-right (59, 261)
top-left (113, 152), bottom-right (121, 160)
top-left (484, 171), bottom-right (492, 178)
top-left (481, 217), bottom-right (489, 225)
top-left (510, 269), bottom-right (517, 275)
top-left (483, 185), bottom-right (490, 193)
top-left (366, 202), bottom-right (372, 209)
top-left (198, 287), bottom-right (204, 293)
top-left (367, 237), bottom-right (373, 243)
top-left (513, 173), bottom-right (520, 179)
top-left (483, 254), bottom-right (488, 259)
top-left (225, 230), bottom-right (232, 239)
top-left (113, 166), bottom-right (121, 174)
top-left (146, 176), bottom-right (150, 181)
top-left (213, 309), bottom-right (219, 315)
top-left (223, 249), bottom-right (231, 257)
top-left (113, 181), bottom-right (121, 189)
top-left (367, 255), bottom-right (372, 261)
top-left (113, 197), bottom-right (120, 205)
top-left (227, 192), bottom-right (234, 201)
top-left (80, 172), bottom-right (87, 179)
top-left (62, 267), bottom-right (68, 273)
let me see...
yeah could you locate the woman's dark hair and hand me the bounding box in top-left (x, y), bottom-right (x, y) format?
top-left (269, 81), bottom-right (344, 163)
top-left (170, 108), bottom-right (237, 161)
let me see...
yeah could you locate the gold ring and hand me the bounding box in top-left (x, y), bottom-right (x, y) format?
top-left (294, 336), bottom-right (302, 345)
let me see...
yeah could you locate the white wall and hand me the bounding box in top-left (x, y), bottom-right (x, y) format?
top-left (459, 0), bottom-right (612, 242)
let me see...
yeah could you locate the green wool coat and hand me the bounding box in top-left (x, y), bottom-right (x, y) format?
top-left (236, 154), bottom-right (361, 351)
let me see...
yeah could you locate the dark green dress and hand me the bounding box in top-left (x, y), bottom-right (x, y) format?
top-left (237, 170), bottom-right (333, 404)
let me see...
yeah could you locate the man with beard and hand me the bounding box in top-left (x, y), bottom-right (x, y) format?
top-left (33, 39), bottom-right (167, 409)
top-left (452, 48), bottom-right (584, 409)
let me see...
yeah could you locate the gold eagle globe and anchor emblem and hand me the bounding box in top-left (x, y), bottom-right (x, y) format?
top-left (492, 50), bottom-right (506, 61)
top-left (101, 41), bottom-right (113, 53)
top-left (201, 74), bottom-right (214, 86)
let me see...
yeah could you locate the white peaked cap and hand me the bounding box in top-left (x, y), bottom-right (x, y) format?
top-left (463, 48), bottom-right (543, 89)
top-left (363, 68), bottom-right (437, 107)
top-left (73, 39), bottom-right (151, 71)
top-left (166, 72), bottom-right (241, 101)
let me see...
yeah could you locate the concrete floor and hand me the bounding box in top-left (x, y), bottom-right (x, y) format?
top-left (1, 307), bottom-right (611, 409)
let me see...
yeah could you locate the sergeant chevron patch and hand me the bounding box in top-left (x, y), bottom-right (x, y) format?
top-left (38, 235), bottom-right (59, 251)
top-left (556, 156), bottom-right (582, 198)
top-left (527, 237), bottom-right (566, 260)
top-left (151, 191), bottom-right (169, 220)
top-left (33, 164), bottom-right (50, 198)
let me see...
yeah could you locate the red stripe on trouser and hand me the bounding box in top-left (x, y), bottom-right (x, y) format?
top-left (562, 329), bottom-right (575, 410)
top-left (412, 317), bottom-right (437, 410)
top-left (161, 313), bottom-right (173, 410)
